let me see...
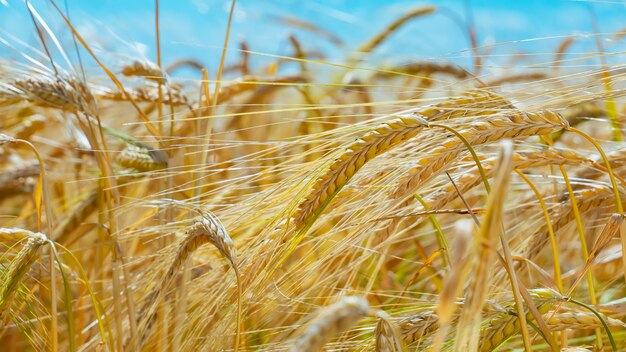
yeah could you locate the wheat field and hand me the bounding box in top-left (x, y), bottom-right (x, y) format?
top-left (1, 1), bottom-right (626, 351)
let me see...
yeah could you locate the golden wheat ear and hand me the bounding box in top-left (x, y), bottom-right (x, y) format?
top-left (0, 229), bottom-right (48, 328)
top-left (290, 296), bottom-right (370, 352)
top-left (130, 212), bottom-right (238, 350)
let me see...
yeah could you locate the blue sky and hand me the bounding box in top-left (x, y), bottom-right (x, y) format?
top-left (1, 0), bottom-right (625, 76)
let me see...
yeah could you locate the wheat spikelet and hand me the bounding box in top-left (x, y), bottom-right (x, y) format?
top-left (101, 84), bottom-right (189, 106)
top-left (131, 212), bottom-right (236, 349)
top-left (544, 311), bottom-right (626, 331)
top-left (116, 144), bottom-right (168, 172)
top-left (121, 60), bottom-right (166, 83)
top-left (0, 229), bottom-right (48, 328)
top-left (421, 147), bottom-right (591, 212)
top-left (478, 289), bottom-right (563, 352)
top-left (522, 186), bottom-right (620, 261)
top-left (392, 110), bottom-right (568, 200)
top-left (294, 90), bottom-right (515, 227)
top-left (290, 296), bottom-right (369, 352)
top-left (398, 310), bottom-right (440, 345)
top-left (574, 149), bottom-right (626, 184)
top-left (375, 310), bottom-right (407, 352)
top-left (9, 77), bottom-right (95, 114)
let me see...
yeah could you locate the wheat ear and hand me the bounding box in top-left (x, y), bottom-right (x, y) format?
top-left (544, 311), bottom-right (626, 331)
top-left (478, 289), bottom-right (564, 352)
top-left (294, 90), bottom-right (515, 228)
top-left (291, 296), bottom-right (370, 352)
top-left (121, 60), bottom-right (167, 83)
top-left (398, 310), bottom-right (440, 345)
top-left (116, 144), bottom-right (168, 172)
top-left (9, 77), bottom-right (95, 114)
top-left (393, 110), bottom-right (568, 200)
top-left (0, 229), bottom-right (49, 328)
top-left (375, 310), bottom-right (407, 352)
top-left (131, 213), bottom-right (237, 350)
